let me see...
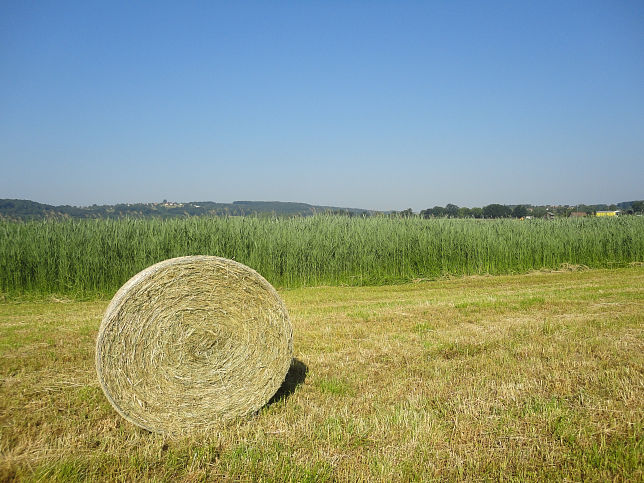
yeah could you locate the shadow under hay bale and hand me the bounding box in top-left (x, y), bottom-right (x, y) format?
top-left (96, 256), bottom-right (293, 434)
top-left (268, 358), bottom-right (308, 405)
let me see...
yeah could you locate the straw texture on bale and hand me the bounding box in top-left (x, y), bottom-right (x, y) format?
top-left (96, 256), bottom-right (293, 434)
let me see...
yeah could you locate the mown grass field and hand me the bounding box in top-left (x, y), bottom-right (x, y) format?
top-left (1, 267), bottom-right (642, 481)
top-left (2, 216), bottom-right (643, 296)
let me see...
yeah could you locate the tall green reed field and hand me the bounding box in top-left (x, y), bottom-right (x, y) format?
top-left (1, 215), bottom-right (643, 296)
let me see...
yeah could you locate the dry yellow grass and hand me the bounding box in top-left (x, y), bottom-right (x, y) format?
top-left (1, 267), bottom-right (643, 481)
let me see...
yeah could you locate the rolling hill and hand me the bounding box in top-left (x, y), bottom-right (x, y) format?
top-left (0, 199), bottom-right (373, 220)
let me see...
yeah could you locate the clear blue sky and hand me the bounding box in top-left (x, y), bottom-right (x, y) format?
top-left (1, 1), bottom-right (642, 210)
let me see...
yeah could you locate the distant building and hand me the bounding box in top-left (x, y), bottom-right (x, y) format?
top-left (596, 210), bottom-right (619, 217)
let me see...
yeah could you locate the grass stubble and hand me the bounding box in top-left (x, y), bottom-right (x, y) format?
top-left (0, 267), bottom-right (642, 481)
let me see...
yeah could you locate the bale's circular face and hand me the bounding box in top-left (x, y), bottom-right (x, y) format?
top-left (96, 256), bottom-right (292, 434)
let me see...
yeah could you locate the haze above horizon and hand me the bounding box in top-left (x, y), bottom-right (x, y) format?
top-left (1, 1), bottom-right (643, 211)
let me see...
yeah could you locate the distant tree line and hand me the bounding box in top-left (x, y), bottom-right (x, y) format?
top-left (0, 199), bottom-right (372, 221)
top-left (398, 201), bottom-right (644, 219)
top-left (416, 204), bottom-right (520, 218)
top-left (2, 198), bottom-right (642, 221)
top-left (630, 200), bottom-right (644, 213)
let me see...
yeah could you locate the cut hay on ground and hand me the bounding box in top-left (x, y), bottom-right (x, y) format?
top-left (95, 256), bottom-right (293, 434)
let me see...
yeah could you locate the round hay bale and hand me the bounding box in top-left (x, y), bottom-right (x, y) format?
top-left (95, 255), bottom-right (292, 434)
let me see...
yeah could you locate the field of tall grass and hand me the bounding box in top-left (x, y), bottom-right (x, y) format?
top-left (1, 215), bottom-right (643, 296)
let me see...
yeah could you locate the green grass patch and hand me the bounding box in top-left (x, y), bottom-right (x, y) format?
top-left (1, 215), bottom-right (642, 296)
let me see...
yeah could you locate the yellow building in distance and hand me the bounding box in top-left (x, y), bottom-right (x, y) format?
top-left (596, 211), bottom-right (619, 217)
